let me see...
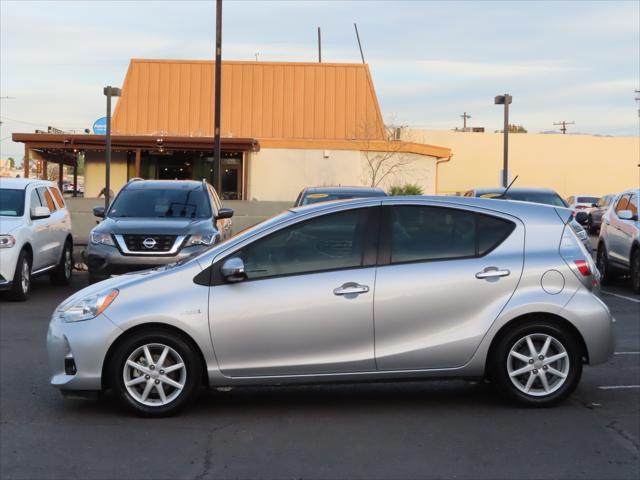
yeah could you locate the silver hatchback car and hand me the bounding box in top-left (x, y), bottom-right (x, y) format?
top-left (47, 196), bottom-right (614, 416)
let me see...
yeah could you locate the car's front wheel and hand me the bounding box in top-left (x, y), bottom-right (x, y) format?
top-left (8, 249), bottom-right (32, 301)
top-left (109, 330), bottom-right (202, 416)
top-left (490, 321), bottom-right (582, 406)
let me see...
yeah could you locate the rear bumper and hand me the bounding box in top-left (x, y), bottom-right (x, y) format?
top-left (86, 243), bottom-right (209, 279)
top-left (561, 288), bottom-right (615, 365)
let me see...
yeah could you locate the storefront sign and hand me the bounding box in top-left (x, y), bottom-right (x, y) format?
top-left (92, 117), bottom-right (107, 135)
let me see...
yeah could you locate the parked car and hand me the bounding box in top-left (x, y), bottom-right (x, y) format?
top-left (463, 187), bottom-right (591, 250)
top-left (48, 195), bottom-right (613, 416)
top-left (566, 195), bottom-right (600, 215)
top-left (294, 186), bottom-right (387, 207)
top-left (0, 178), bottom-right (73, 300)
top-left (86, 179), bottom-right (233, 284)
top-left (62, 182), bottom-right (74, 194)
top-left (585, 194), bottom-right (614, 234)
top-left (597, 189), bottom-right (639, 293)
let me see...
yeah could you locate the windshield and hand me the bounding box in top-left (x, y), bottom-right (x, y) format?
top-left (0, 189), bottom-right (26, 217)
top-left (301, 192), bottom-right (383, 205)
top-left (480, 191), bottom-right (568, 207)
top-left (108, 187), bottom-right (212, 219)
top-left (577, 196), bottom-right (599, 204)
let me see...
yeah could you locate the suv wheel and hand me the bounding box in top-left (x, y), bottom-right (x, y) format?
top-left (8, 249), bottom-right (32, 301)
top-left (597, 245), bottom-right (613, 285)
top-left (631, 249), bottom-right (640, 294)
top-left (109, 330), bottom-right (202, 417)
top-left (490, 320), bottom-right (582, 406)
top-left (51, 241), bottom-right (73, 285)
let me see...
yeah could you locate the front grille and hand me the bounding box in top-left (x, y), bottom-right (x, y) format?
top-left (122, 234), bottom-right (177, 253)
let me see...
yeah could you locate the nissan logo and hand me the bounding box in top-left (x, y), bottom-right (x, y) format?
top-left (142, 237), bottom-right (157, 249)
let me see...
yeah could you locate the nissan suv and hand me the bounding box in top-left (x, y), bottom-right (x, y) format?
top-left (87, 179), bottom-right (232, 284)
top-left (597, 189), bottom-right (639, 293)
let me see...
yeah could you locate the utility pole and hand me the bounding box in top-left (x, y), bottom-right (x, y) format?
top-left (494, 94), bottom-right (512, 187)
top-left (460, 112), bottom-right (471, 130)
top-left (213, 0), bottom-right (223, 192)
top-left (553, 121), bottom-right (575, 134)
top-left (317, 27), bottom-right (322, 63)
top-left (103, 86), bottom-right (121, 211)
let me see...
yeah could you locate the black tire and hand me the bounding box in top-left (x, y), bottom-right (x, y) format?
top-left (489, 320), bottom-right (582, 407)
top-left (51, 240), bottom-right (73, 285)
top-left (597, 245), bottom-right (614, 286)
top-left (630, 248), bottom-right (640, 294)
top-left (8, 249), bottom-right (32, 301)
top-left (587, 216), bottom-right (597, 235)
top-left (108, 329), bottom-right (202, 417)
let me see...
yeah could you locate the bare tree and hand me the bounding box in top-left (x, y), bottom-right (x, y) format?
top-left (360, 122), bottom-right (415, 188)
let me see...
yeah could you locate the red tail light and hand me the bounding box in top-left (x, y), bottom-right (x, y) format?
top-left (574, 260), bottom-right (591, 277)
top-left (574, 205), bottom-right (587, 209)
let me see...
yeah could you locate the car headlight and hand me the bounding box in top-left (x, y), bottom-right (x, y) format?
top-left (91, 232), bottom-right (115, 246)
top-left (0, 235), bottom-right (16, 248)
top-left (59, 289), bottom-right (119, 323)
top-left (186, 232), bottom-right (216, 246)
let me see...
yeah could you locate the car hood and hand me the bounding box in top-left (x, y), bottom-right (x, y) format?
top-left (94, 217), bottom-right (213, 235)
top-left (0, 216), bottom-right (24, 234)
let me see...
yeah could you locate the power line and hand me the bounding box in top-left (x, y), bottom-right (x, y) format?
top-left (553, 120), bottom-right (575, 134)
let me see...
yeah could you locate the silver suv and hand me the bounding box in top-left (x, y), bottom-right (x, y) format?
top-left (597, 189), bottom-right (640, 293)
top-left (48, 196), bottom-right (614, 416)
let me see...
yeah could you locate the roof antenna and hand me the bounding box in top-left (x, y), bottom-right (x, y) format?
top-left (498, 175), bottom-right (519, 198)
top-left (354, 23), bottom-right (365, 64)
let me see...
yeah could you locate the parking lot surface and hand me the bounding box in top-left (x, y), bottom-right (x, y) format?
top-left (1, 271), bottom-right (638, 480)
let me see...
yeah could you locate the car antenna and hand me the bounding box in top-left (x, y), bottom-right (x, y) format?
top-left (497, 175), bottom-right (519, 198)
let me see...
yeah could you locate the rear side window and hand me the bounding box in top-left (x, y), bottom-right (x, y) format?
top-left (387, 206), bottom-right (515, 264)
top-left (38, 187), bottom-right (56, 211)
top-left (628, 194), bottom-right (638, 217)
top-left (615, 195), bottom-right (630, 214)
top-left (49, 187), bottom-right (65, 208)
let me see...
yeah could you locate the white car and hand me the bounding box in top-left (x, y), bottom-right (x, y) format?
top-left (0, 178), bottom-right (74, 300)
top-left (566, 195), bottom-right (600, 214)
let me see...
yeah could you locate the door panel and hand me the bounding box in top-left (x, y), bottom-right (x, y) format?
top-left (374, 205), bottom-right (524, 370)
top-left (609, 195), bottom-right (630, 263)
top-left (210, 268), bottom-right (376, 376)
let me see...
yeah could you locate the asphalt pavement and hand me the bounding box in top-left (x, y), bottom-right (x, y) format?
top-left (0, 270), bottom-right (638, 480)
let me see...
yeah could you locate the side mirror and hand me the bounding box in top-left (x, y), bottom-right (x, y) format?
top-left (575, 211), bottom-right (588, 225)
top-left (216, 207), bottom-right (234, 219)
top-left (31, 206), bottom-right (51, 219)
top-left (617, 210), bottom-right (635, 221)
top-left (221, 257), bottom-right (246, 283)
top-left (93, 206), bottom-right (105, 218)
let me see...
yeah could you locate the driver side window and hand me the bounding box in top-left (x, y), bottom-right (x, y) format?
top-left (235, 208), bottom-right (371, 280)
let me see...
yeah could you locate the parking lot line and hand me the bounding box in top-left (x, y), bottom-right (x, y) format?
top-left (600, 290), bottom-right (640, 304)
top-left (598, 385), bottom-right (640, 390)
top-left (615, 352), bottom-right (640, 355)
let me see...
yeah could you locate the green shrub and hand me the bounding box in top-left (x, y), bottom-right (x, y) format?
top-left (388, 184), bottom-right (423, 196)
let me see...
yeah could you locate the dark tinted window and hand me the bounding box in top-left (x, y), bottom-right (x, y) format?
top-left (0, 189), bottom-right (25, 217)
top-left (477, 214), bottom-right (516, 255)
top-left (390, 206), bottom-right (476, 263)
top-left (109, 187), bottom-right (212, 218)
top-left (505, 191), bottom-right (567, 207)
top-left (236, 208), bottom-right (370, 280)
top-left (577, 196), bottom-right (599, 204)
top-left (389, 206), bottom-right (514, 263)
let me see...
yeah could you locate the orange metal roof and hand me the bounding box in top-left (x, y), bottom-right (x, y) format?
top-left (112, 59), bottom-right (387, 141)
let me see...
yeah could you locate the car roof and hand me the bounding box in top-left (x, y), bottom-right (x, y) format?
top-left (0, 177), bottom-right (53, 189)
top-left (124, 180), bottom-right (204, 190)
top-left (302, 186), bottom-right (386, 195)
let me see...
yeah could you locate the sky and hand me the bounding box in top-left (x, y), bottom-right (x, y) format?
top-left (1, 0), bottom-right (639, 160)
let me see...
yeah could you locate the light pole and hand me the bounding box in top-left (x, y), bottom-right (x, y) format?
top-left (494, 94), bottom-right (512, 187)
top-left (213, 0), bottom-right (223, 192)
top-left (103, 86), bottom-right (121, 211)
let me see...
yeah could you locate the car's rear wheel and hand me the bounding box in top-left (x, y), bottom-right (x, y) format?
top-left (8, 249), bottom-right (31, 301)
top-left (597, 245), bottom-right (614, 285)
top-left (109, 330), bottom-right (202, 417)
top-left (51, 241), bottom-right (73, 285)
top-left (630, 249), bottom-right (640, 294)
top-left (490, 321), bottom-right (582, 406)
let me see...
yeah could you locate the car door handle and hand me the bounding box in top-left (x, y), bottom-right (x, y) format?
top-left (333, 283), bottom-right (369, 296)
top-left (475, 268), bottom-right (511, 279)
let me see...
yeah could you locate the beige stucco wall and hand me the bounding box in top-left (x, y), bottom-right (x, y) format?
top-left (407, 129), bottom-right (639, 197)
top-left (247, 148), bottom-right (437, 201)
top-left (84, 151), bottom-right (128, 198)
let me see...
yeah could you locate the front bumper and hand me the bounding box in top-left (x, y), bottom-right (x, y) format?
top-left (47, 312), bottom-right (123, 391)
top-left (0, 247), bottom-right (19, 287)
top-left (86, 242), bottom-right (209, 279)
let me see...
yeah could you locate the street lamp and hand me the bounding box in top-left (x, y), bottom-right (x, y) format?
top-left (103, 86), bottom-right (121, 210)
top-left (494, 93), bottom-right (512, 187)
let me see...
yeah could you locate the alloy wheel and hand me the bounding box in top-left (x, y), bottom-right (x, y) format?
top-left (64, 248), bottom-right (72, 279)
top-left (21, 259), bottom-right (30, 294)
top-left (123, 343), bottom-right (187, 407)
top-left (507, 333), bottom-right (570, 397)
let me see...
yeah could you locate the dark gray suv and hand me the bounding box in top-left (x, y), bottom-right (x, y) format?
top-left (87, 179), bottom-right (232, 284)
